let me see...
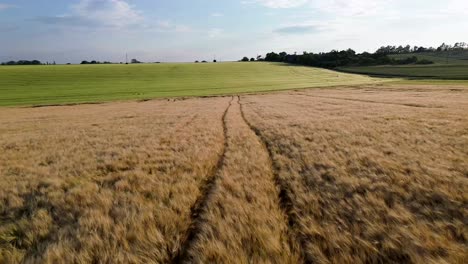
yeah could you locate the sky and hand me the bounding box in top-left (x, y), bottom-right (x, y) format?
top-left (0, 0), bottom-right (467, 63)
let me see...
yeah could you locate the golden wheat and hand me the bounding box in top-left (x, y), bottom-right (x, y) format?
top-left (0, 98), bottom-right (228, 263)
top-left (0, 84), bottom-right (467, 263)
top-left (241, 85), bottom-right (468, 263)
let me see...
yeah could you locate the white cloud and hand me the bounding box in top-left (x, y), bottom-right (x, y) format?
top-left (274, 21), bottom-right (329, 34)
top-left (246, 0), bottom-right (390, 16)
top-left (0, 3), bottom-right (16, 10)
top-left (34, 0), bottom-right (143, 29)
top-left (156, 20), bottom-right (191, 32)
top-left (72, 0), bottom-right (143, 27)
top-left (312, 0), bottom-right (385, 16)
top-left (211, 12), bottom-right (224, 17)
top-left (242, 0), bottom-right (308, 8)
top-left (444, 0), bottom-right (468, 15)
top-left (208, 28), bottom-right (223, 38)
top-left (35, 0), bottom-right (196, 34)
top-left (248, 0), bottom-right (468, 19)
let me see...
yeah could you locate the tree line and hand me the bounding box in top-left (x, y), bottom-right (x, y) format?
top-left (375, 42), bottom-right (468, 55)
top-left (81, 59), bottom-right (143, 64)
top-left (80, 60), bottom-right (113, 64)
top-left (1, 60), bottom-right (43, 65)
top-left (262, 50), bottom-right (432, 68)
top-left (1, 59), bottom-right (143, 66)
top-left (260, 42), bottom-right (466, 68)
top-left (3, 42), bottom-right (466, 67)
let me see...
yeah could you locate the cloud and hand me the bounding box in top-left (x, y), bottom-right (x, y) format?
top-left (274, 24), bottom-right (322, 34)
top-left (242, 0), bottom-right (308, 8)
top-left (33, 0), bottom-right (194, 33)
top-left (312, 0), bottom-right (384, 17)
top-left (34, 16), bottom-right (99, 27)
top-left (444, 0), bottom-right (468, 15)
top-left (0, 3), bottom-right (16, 10)
top-left (73, 0), bottom-right (142, 27)
top-left (34, 0), bottom-right (143, 29)
top-left (208, 28), bottom-right (224, 38)
top-left (245, 0), bottom-right (389, 16)
top-left (156, 20), bottom-right (191, 33)
top-left (0, 24), bottom-right (18, 32)
top-left (211, 12), bottom-right (224, 17)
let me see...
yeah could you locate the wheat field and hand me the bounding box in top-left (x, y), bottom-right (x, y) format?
top-left (0, 85), bottom-right (467, 263)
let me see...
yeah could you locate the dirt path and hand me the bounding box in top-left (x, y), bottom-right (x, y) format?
top-left (174, 96), bottom-right (301, 263)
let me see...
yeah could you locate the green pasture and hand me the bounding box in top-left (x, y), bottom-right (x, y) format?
top-left (0, 62), bottom-right (382, 107)
top-left (338, 65), bottom-right (468, 80)
top-left (389, 50), bottom-right (468, 65)
top-left (338, 50), bottom-right (468, 82)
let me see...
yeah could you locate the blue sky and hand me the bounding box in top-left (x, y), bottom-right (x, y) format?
top-left (1, 0), bottom-right (467, 63)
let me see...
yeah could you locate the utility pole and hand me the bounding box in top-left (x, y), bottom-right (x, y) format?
top-left (126, 53), bottom-right (128, 64)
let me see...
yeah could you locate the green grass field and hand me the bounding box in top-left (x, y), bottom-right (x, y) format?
top-left (338, 65), bottom-right (468, 79)
top-left (389, 50), bottom-right (468, 65)
top-left (338, 50), bottom-right (468, 80)
top-left (0, 62), bottom-right (382, 107)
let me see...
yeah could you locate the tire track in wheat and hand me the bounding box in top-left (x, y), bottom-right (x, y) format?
top-left (171, 96), bottom-right (234, 263)
top-left (238, 96), bottom-right (307, 263)
top-left (295, 93), bottom-right (441, 108)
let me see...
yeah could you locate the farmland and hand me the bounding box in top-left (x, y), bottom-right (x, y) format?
top-left (2, 0), bottom-right (467, 262)
top-left (1, 84), bottom-right (467, 263)
top-left (0, 62), bottom-right (382, 107)
top-left (389, 50), bottom-right (468, 65)
top-left (338, 65), bottom-right (468, 80)
top-left (339, 50), bottom-right (468, 80)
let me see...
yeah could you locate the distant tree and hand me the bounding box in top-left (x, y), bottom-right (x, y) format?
top-left (453, 42), bottom-right (467, 50)
top-left (201, 60), bottom-right (208, 63)
top-left (265, 52), bottom-right (280, 61)
top-left (81, 61), bottom-right (89, 64)
top-left (241, 57), bottom-right (249, 62)
top-left (279, 52), bottom-right (287, 61)
top-left (1, 60), bottom-right (43, 66)
top-left (404, 45), bottom-right (411, 53)
top-left (90, 60), bottom-right (97, 64)
top-left (416, 47), bottom-right (427, 53)
top-left (131, 59), bottom-right (141, 64)
top-left (261, 46), bottom-right (435, 69)
top-left (213, 59), bottom-right (217, 63)
top-left (250, 58), bottom-right (255, 61)
top-left (195, 60), bottom-right (199, 63)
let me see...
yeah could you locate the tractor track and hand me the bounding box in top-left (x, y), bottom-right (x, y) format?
top-left (295, 93), bottom-right (441, 108)
top-left (171, 96), bottom-right (234, 264)
top-left (238, 96), bottom-right (308, 263)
